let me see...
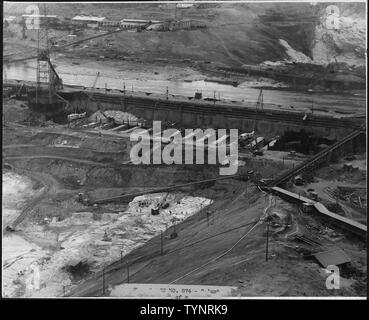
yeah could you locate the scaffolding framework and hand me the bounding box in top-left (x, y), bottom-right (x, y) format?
top-left (35, 4), bottom-right (64, 105)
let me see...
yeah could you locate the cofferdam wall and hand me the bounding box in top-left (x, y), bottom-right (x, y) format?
top-left (2, 80), bottom-right (362, 140)
top-left (61, 90), bottom-right (361, 140)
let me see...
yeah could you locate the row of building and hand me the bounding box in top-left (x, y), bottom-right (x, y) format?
top-left (4, 14), bottom-right (206, 32)
top-left (70, 16), bottom-right (206, 31)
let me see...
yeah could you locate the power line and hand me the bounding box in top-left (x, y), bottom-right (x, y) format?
top-left (165, 219), bottom-right (259, 256)
top-left (169, 219), bottom-right (261, 284)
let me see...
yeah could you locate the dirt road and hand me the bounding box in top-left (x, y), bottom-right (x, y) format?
top-left (5, 155), bottom-right (110, 167)
top-left (7, 167), bottom-right (61, 228)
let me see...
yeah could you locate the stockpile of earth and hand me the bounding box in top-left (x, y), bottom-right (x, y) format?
top-left (2, 101), bottom-right (32, 123)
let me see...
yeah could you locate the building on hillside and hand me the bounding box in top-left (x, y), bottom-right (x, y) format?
top-left (100, 20), bottom-right (121, 29)
top-left (168, 19), bottom-right (206, 31)
top-left (176, 3), bottom-right (194, 9)
top-left (119, 19), bottom-right (161, 29)
top-left (72, 15), bottom-right (105, 28)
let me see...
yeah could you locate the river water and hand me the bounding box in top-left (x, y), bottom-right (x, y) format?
top-left (3, 61), bottom-right (366, 116)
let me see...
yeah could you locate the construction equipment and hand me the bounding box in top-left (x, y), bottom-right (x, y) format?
top-left (272, 130), bottom-right (364, 187)
top-left (239, 131), bottom-right (255, 140)
top-left (15, 83), bottom-right (24, 98)
top-left (76, 192), bottom-right (91, 206)
top-left (194, 91), bottom-right (202, 99)
top-left (19, 4), bottom-right (65, 111)
top-left (5, 17), bottom-right (157, 112)
top-left (332, 56), bottom-right (340, 73)
top-left (256, 88), bottom-right (264, 110)
top-left (151, 193), bottom-right (170, 215)
top-left (169, 223), bottom-right (178, 239)
top-left (82, 71), bottom-right (100, 105)
top-left (92, 72), bottom-right (100, 89)
top-left (35, 4), bottom-right (63, 104)
top-left (253, 149), bottom-right (264, 156)
top-left (94, 175), bottom-right (240, 205)
top-left (6, 20), bottom-right (153, 64)
top-left (102, 230), bottom-right (111, 241)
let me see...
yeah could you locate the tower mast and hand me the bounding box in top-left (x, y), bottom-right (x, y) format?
top-left (36, 3), bottom-right (52, 105)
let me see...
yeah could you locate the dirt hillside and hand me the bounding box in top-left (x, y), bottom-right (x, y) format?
top-left (4, 2), bottom-right (366, 67)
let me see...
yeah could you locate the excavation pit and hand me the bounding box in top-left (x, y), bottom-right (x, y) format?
top-left (2, 98), bottom-right (366, 298)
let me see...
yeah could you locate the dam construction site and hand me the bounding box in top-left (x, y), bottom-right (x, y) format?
top-left (2, 1), bottom-right (367, 298)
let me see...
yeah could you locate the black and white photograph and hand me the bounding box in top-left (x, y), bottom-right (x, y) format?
top-left (2, 0), bottom-right (367, 301)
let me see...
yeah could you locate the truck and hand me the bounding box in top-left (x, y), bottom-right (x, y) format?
top-left (239, 130), bottom-right (255, 141)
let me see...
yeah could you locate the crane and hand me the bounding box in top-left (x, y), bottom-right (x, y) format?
top-left (254, 88), bottom-right (264, 131)
top-left (92, 71), bottom-right (100, 89)
top-left (6, 16), bottom-right (157, 112)
top-left (256, 88), bottom-right (264, 111)
top-left (83, 71), bottom-right (100, 101)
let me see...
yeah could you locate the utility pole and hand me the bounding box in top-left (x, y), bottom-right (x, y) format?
top-left (102, 267), bottom-right (105, 295)
top-left (166, 86), bottom-right (169, 100)
top-left (261, 89), bottom-right (264, 109)
top-left (123, 82), bottom-right (126, 95)
top-left (312, 98), bottom-right (314, 114)
top-left (265, 217), bottom-right (270, 261)
top-left (36, 3), bottom-right (53, 105)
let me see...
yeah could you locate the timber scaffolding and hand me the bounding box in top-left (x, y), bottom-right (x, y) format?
top-left (271, 187), bottom-right (367, 239)
top-left (267, 129), bottom-right (366, 239)
top-left (270, 129), bottom-right (365, 187)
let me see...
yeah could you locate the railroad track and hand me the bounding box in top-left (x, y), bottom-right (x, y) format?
top-left (7, 167), bottom-right (58, 229)
top-left (93, 174), bottom-right (242, 204)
